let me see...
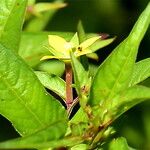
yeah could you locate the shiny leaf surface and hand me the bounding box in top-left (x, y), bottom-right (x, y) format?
top-left (0, 43), bottom-right (67, 138)
top-left (129, 58), bottom-right (150, 86)
top-left (35, 71), bottom-right (66, 100)
top-left (0, 0), bottom-right (27, 52)
top-left (89, 3), bottom-right (150, 107)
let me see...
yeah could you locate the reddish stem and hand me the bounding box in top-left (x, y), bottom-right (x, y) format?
top-left (65, 63), bottom-right (73, 111)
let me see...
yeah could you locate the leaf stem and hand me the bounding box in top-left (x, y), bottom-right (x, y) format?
top-left (68, 97), bottom-right (79, 116)
top-left (65, 63), bottom-right (73, 111)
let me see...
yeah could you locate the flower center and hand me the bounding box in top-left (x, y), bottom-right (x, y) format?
top-left (64, 42), bottom-right (72, 50)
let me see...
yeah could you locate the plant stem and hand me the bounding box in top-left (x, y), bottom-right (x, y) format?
top-left (65, 63), bottom-right (73, 111)
top-left (68, 97), bottom-right (79, 116)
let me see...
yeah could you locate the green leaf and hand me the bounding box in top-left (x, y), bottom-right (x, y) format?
top-left (0, 136), bottom-right (83, 149)
top-left (0, 43), bottom-right (67, 138)
top-left (70, 108), bottom-right (88, 124)
top-left (70, 33), bottom-right (79, 47)
top-left (25, 11), bottom-right (51, 32)
top-left (77, 20), bottom-right (86, 43)
top-left (79, 36), bottom-right (100, 51)
top-left (71, 144), bottom-right (88, 150)
top-left (19, 32), bottom-right (73, 67)
top-left (0, 0), bottom-right (27, 52)
top-left (89, 2), bottom-right (150, 107)
top-left (86, 53), bottom-right (99, 60)
top-left (19, 32), bottom-right (50, 67)
top-left (0, 123), bottom-right (66, 149)
top-left (89, 63), bottom-right (99, 77)
top-left (108, 137), bottom-right (130, 150)
top-left (33, 2), bottom-right (67, 14)
top-left (69, 108), bottom-right (89, 137)
top-left (77, 21), bottom-right (89, 70)
top-left (70, 52), bottom-right (89, 97)
top-left (25, 0), bottom-right (65, 32)
top-left (111, 85), bottom-right (150, 120)
top-left (35, 71), bottom-right (66, 100)
top-left (27, 0), bottom-right (35, 5)
top-left (129, 58), bottom-right (150, 86)
top-left (36, 60), bottom-right (65, 77)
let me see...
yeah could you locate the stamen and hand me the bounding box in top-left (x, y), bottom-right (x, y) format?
top-left (78, 46), bottom-right (82, 51)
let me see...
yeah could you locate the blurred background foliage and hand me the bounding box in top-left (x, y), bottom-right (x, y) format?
top-left (0, 0), bottom-right (150, 149)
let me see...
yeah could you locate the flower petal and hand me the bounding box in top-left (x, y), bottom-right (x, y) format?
top-left (70, 32), bottom-right (79, 48)
top-left (40, 55), bottom-right (60, 60)
top-left (41, 55), bottom-right (71, 61)
top-left (86, 53), bottom-right (99, 60)
top-left (48, 35), bottom-right (68, 54)
top-left (79, 36), bottom-right (100, 50)
top-left (89, 37), bottom-right (116, 52)
top-left (76, 48), bottom-right (92, 57)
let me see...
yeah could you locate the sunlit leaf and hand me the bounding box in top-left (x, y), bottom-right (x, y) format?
top-left (0, 136), bottom-right (83, 149)
top-left (69, 108), bottom-right (89, 137)
top-left (108, 137), bottom-right (131, 150)
top-left (77, 20), bottom-right (86, 43)
top-left (71, 144), bottom-right (88, 150)
top-left (0, 0), bottom-right (27, 52)
top-left (129, 58), bottom-right (150, 86)
top-left (0, 43), bottom-right (67, 138)
top-left (27, 0), bottom-right (35, 6)
top-left (70, 52), bottom-right (89, 97)
top-left (25, 0), bottom-right (66, 32)
top-left (111, 85), bottom-right (150, 120)
top-left (70, 33), bottom-right (79, 48)
top-left (33, 2), bottom-right (67, 13)
top-left (89, 2), bottom-right (150, 108)
top-left (36, 60), bottom-right (65, 77)
top-left (70, 108), bottom-right (88, 124)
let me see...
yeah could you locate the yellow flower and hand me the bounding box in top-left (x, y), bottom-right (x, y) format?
top-left (41, 33), bottom-right (114, 61)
